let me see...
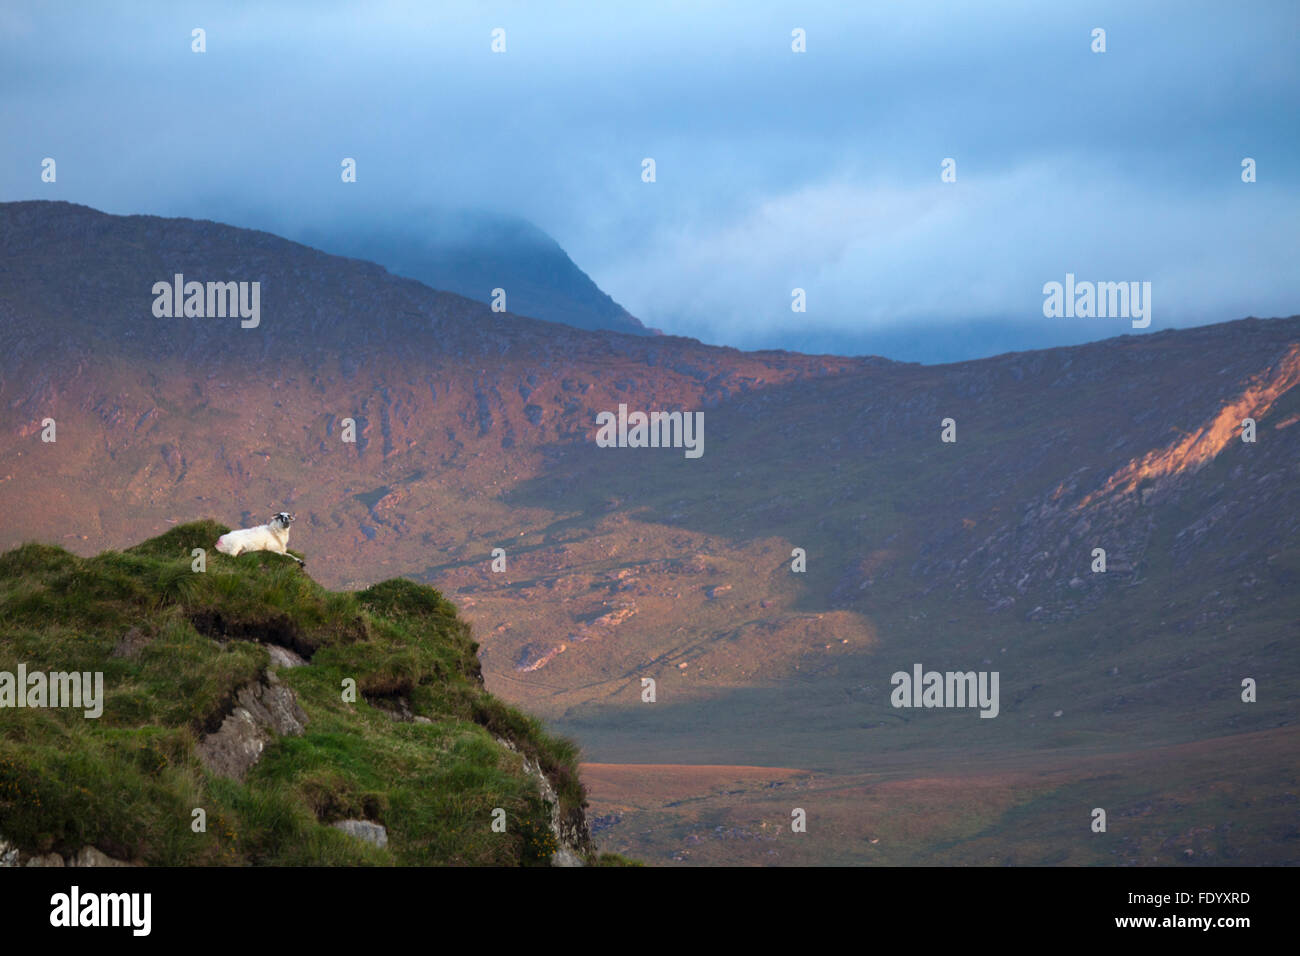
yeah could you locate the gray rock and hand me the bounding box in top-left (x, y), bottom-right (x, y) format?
top-left (373, 697), bottom-right (414, 722)
top-left (267, 644), bottom-right (308, 669)
top-left (70, 846), bottom-right (134, 867)
top-left (111, 626), bottom-right (152, 659)
top-left (197, 673), bottom-right (308, 781)
top-left (25, 853), bottom-right (66, 867)
top-left (197, 706), bottom-right (269, 781)
top-left (0, 839), bottom-right (18, 867)
top-left (372, 697), bottom-right (433, 724)
top-left (238, 672), bottom-right (308, 737)
top-left (332, 819), bottom-right (388, 848)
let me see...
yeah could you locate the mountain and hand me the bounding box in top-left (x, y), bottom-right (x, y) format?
top-left (1, 200), bottom-right (1297, 865)
top-left (0, 521), bottom-right (625, 866)
top-left (290, 207), bottom-right (654, 336)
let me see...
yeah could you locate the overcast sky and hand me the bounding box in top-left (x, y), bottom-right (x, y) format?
top-left (2, 0), bottom-right (1297, 359)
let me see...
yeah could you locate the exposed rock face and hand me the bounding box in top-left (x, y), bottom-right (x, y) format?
top-left (267, 644), bottom-right (308, 669)
top-left (370, 696), bottom-right (431, 723)
top-left (197, 671), bottom-right (308, 781)
top-left (0, 837), bottom-right (134, 867)
top-left (495, 737), bottom-right (593, 867)
top-left (70, 847), bottom-right (136, 867)
top-left (1079, 344), bottom-right (1300, 508)
top-left (331, 820), bottom-right (388, 848)
top-left (515, 642), bottom-right (567, 673)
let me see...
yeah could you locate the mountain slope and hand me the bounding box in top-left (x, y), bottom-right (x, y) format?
top-left (292, 207), bottom-right (653, 335)
top-left (1, 199), bottom-right (1297, 865)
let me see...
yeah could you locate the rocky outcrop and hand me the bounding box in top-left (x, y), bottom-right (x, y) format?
top-left (0, 837), bottom-right (136, 867)
top-left (331, 819), bottom-right (388, 848)
top-left (370, 695), bottom-right (432, 724)
top-left (68, 847), bottom-right (137, 867)
top-left (1078, 344), bottom-right (1300, 508)
top-left (495, 737), bottom-right (593, 867)
top-left (267, 644), bottom-right (308, 669)
top-left (196, 671), bottom-right (307, 781)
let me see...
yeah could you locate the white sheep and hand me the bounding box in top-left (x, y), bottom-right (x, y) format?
top-left (215, 512), bottom-right (304, 565)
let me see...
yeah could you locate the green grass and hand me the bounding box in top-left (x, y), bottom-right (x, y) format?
top-left (0, 521), bottom-right (598, 866)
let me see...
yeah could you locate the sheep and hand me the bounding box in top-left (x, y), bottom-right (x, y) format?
top-left (215, 512), bottom-right (304, 566)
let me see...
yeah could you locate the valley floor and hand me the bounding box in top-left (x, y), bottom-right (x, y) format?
top-left (581, 727), bottom-right (1300, 866)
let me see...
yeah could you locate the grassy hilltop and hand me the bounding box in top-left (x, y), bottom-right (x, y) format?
top-left (0, 521), bottom-right (626, 866)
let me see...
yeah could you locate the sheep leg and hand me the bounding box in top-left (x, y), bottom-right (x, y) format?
top-left (274, 545), bottom-right (306, 567)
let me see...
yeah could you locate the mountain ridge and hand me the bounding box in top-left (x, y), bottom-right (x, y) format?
top-left (2, 200), bottom-right (1297, 865)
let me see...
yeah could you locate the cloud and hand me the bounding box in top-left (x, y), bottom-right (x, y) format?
top-left (0, 0), bottom-right (1296, 358)
top-left (598, 162), bottom-right (1300, 346)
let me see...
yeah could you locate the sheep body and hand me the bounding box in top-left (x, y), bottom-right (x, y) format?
top-left (215, 513), bottom-right (302, 564)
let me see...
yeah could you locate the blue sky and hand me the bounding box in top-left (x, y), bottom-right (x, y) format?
top-left (2, 0), bottom-right (1297, 360)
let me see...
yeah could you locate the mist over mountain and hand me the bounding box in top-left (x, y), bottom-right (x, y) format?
top-left (2, 200), bottom-right (1298, 866)
top-left (693, 317), bottom-right (1184, 365)
top-left (288, 206), bottom-right (653, 336)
